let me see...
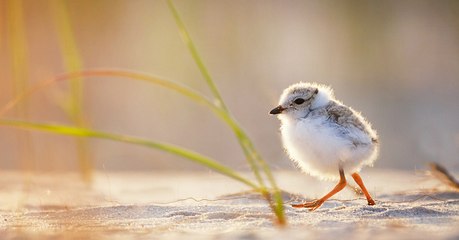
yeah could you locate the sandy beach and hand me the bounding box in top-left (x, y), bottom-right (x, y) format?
top-left (0, 169), bottom-right (458, 240)
top-left (1, 1), bottom-right (459, 239)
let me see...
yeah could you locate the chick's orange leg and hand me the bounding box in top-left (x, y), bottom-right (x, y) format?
top-left (292, 167), bottom-right (347, 211)
top-left (351, 172), bottom-right (375, 205)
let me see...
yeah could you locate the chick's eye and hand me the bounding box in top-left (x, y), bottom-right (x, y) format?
top-left (294, 98), bottom-right (305, 105)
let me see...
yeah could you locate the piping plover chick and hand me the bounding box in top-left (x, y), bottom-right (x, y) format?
top-left (270, 82), bottom-right (378, 211)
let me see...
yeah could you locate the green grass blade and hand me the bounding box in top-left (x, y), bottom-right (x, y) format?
top-left (0, 69), bottom-right (265, 189)
top-left (0, 69), bottom-right (269, 192)
top-left (0, 69), bottom-right (249, 140)
top-left (0, 118), bottom-right (258, 189)
top-left (165, 0), bottom-right (227, 111)
top-left (165, 0), bottom-right (286, 225)
top-left (50, 0), bottom-right (92, 183)
top-left (0, 70), bottom-right (258, 166)
top-left (165, 0), bottom-right (266, 187)
top-left (0, 68), bottom-right (285, 224)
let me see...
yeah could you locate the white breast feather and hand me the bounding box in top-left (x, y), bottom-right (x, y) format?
top-left (281, 116), bottom-right (377, 181)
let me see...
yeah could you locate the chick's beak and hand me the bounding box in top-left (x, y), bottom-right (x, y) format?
top-left (269, 105), bottom-right (286, 115)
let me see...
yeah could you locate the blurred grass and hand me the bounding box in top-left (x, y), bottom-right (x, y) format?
top-left (6, 0), bottom-right (34, 171)
top-left (0, 69), bottom-right (259, 189)
top-left (0, 70), bottom-right (218, 118)
top-left (0, 0), bottom-right (286, 226)
top-left (166, 0), bottom-right (285, 225)
top-left (50, 0), bottom-right (92, 183)
top-left (0, 119), bottom-right (258, 189)
top-left (0, 2), bottom-right (2, 49)
top-left (0, 68), bottom-right (285, 225)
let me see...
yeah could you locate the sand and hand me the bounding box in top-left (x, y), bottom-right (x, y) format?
top-left (0, 169), bottom-right (458, 239)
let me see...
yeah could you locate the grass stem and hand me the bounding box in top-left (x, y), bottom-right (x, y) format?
top-left (165, 0), bottom-right (286, 225)
top-left (50, 0), bottom-right (92, 183)
top-left (0, 118), bottom-right (259, 190)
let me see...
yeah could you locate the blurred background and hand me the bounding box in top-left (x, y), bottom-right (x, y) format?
top-left (0, 0), bottom-right (458, 174)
